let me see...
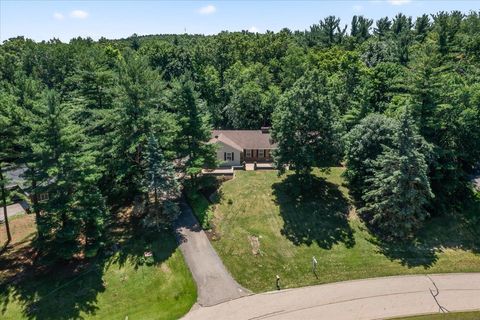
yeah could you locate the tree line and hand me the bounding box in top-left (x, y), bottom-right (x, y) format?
top-left (1, 10), bottom-right (479, 258)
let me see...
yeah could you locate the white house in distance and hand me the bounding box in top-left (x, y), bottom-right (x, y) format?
top-left (209, 128), bottom-right (277, 168)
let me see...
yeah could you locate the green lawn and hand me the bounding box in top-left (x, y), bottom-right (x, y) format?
top-left (185, 189), bottom-right (213, 229)
top-left (0, 215), bottom-right (196, 320)
top-left (211, 168), bottom-right (480, 292)
top-left (392, 311), bottom-right (480, 319)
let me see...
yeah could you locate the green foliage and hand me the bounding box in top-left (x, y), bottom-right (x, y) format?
top-left (143, 134), bottom-right (180, 230)
top-left (0, 221), bottom-right (196, 320)
top-left (224, 62), bottom-right (280, 128)
top-left (111, 52), bottom-right (174, 198)
top-left (171, 76), bottom-right (217, 184)
top-left (344, 114), bottom-right (398, 203)
top-left (185, 189), bottom-right (213, 230)
top-left (33, 91), bottom-right (107, 260)
top-left (361, 110), bottom-right (433, 239)
top-left (350, 15), bottom-right (373, 44)
top-left (272, 70), bottom-right (342, 176)
top-left (212, 169), bottom-right (480, 293)
top-left (1, 9), bottom-right (479, 257)
top-left (0, 92), bottom-right (22, 242)
top-left (307, 16), bottom-right (347, 47)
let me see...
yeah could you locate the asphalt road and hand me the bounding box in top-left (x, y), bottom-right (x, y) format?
top-left (182, 273), bottom-right (480, 320)
top-left (175, 199), bottom-right (251, 307)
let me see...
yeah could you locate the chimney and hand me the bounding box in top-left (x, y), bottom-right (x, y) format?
top-left (261, 127), bottom-right (270, 134)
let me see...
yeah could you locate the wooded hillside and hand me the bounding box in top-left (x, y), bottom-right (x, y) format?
top-left (1, 11), bottom-right (479, 256)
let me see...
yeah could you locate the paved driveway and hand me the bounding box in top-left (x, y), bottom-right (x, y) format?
top-left (175, 199), bottom-right (250, 307)
top-left (183, 273), bottom-right (480, 319)
top-left (0, 202), bottom-right (28, 222)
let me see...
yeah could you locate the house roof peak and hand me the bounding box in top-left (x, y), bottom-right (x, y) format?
top-left (210, 129), bottom-right (276, 150)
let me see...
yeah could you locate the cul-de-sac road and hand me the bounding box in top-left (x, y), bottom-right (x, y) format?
top-left (176, 200), bottom-right (480, 320)
top-left (183, 273), bottom-right (480, 320)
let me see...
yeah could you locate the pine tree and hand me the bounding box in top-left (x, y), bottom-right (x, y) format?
top-left (143, 134), bottom-right (180, 230)
top-left (344, 114), bottom-right (398, 203)
top-left (35, 91), bottom-right (107, 260)
top-left (374, 17), bottom-right (392, 38)
top-left (361, 109), bottom-right (433, 240)
top-left (112, 53), bottom-right (169, 198)
top-left (0, 92), bottom-right (20, 243)
top-left (171, 77), bottom-right (216, 187)
top-left (18, 82), bottom-right (46, 225)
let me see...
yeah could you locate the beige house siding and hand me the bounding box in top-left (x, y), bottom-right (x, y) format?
top-left (215, 141), bottom-right (241, 167)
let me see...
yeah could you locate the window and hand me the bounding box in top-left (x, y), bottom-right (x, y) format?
top-left (38, 193), bottom-right (49, 201)
top-left (258, 149), bottom-right (264, 158)
top-left (225, 152), bottom-right (234, 161)
top-left (246, 149), bottom-right (252, 157)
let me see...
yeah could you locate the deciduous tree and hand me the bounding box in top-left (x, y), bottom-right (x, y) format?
top-left (272, 70), bottom-right (342, 177)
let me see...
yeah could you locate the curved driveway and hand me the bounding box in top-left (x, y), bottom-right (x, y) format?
top-left (175, 199), bottom-right (251, 307)
top-left (183, 273), bottom-right (480, 319)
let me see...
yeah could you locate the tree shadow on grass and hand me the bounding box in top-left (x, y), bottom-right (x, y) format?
top-left (0, 203), bottom-right (179, 320)
top-left (366, 196), bottom-right (480, 269)
top-left (106, 204), bottom-right (178, 270)
top-left (0, 239), bottom-right (107, 320)
top-left (368, 236), bottom-right (439, 269)
top-left (272, 174), bottom-right (355, 249)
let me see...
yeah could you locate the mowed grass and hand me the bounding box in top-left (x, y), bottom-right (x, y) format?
top-left (211, 168), bottom-right (480, 292)
top-left (0, 214), bottom-right (196, 320)
top-left (392, 311), bottom-right (480, 319)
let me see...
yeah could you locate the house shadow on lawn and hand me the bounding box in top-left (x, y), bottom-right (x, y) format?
top-left (272, 174), bottom-right (355, 249)
top-left (0, 204), bottom-right (179, 320)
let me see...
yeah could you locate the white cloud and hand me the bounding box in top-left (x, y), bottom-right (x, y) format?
top-left (198, 4), bottom-right (216, 15)
top-left (248, 26), bottom-right (259, 33)
top-left (70, 9), bottom-right (89, 19)
top-left (388, 0), bottom-right (412, 5)
top-left (53, 12), bottom-right (65, 20)
top-left (353, 5), bottom-right (363, 12)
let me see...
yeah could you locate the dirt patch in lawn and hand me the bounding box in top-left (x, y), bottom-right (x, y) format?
top-left (248, 235), bottom-right (261, 255)
top-left (205, 226), bottom-right (221, 241)
top-left (0, 215), bottom-right (38, 281)
top-left (0, 214), bottom-right (36, 247)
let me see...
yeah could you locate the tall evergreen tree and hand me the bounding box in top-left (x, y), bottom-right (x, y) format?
top-left (112, 53), bottom-right (169, 198)
top-left (14, 75), bottom-right (46, 223)
top-left (361, 109), bottom-right (433, 240)
top-left (142, 134), bottom-right (180, 230)
top-left (414, 14), bottom-right (431, 42)
top-left (344, 114), bottom-right (398, 203)
top-left (35, 91), bottom-right (107, 259)
top-left (0, 92), bottom-right (20, 243)
top-left (351, 16), bottom-right (373, 43)
top-left (374, 17), bottom-right (392, 38)
top-left (171, 77), bottom-right (216, 187)
top-left (308, 16), bottom-right (347, 47)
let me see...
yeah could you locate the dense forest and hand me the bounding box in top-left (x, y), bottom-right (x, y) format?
top-left (1, 11), bottom-right (479, 259)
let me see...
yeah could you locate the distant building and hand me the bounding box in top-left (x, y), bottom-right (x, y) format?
top-left (3, 166), bottom-right (49, 204)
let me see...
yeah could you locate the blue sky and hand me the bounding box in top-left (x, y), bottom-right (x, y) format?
top-left (1, 1), bottom-right (479, 42)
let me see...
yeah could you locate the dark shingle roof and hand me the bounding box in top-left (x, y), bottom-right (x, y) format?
top-left (4, 166), bottom-right (28, 189)
top-left (210, 130), bottom-right (277, 150)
